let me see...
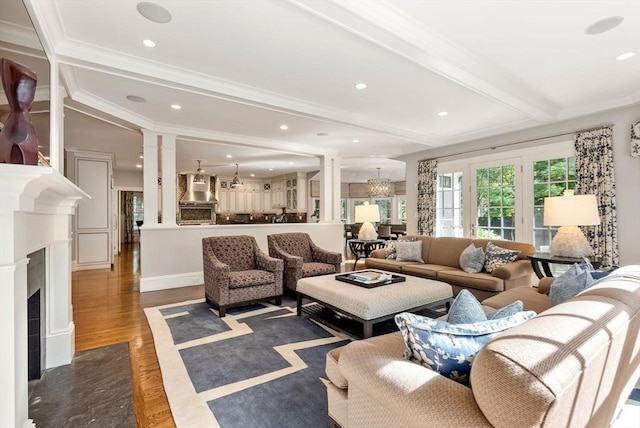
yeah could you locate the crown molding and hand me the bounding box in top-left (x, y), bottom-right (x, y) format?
top-left (0, 21), bottom-right (44, 51)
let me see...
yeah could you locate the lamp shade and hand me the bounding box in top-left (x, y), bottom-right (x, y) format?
top-left (543, 194), bottom-right (599, 226)
top-left (355, 204), bottom-right (380, 223)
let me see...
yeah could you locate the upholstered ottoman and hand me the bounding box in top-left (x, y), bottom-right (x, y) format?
top-left (296, 272), bottom-right (452, 338)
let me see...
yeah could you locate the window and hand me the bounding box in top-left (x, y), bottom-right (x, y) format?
top-left (532, 157), bottom-right (576, 251)
top-left (398, 197), bottom-right (407, 224)
top-left (132, 193), bottom-right (144, 227)
top-left (372, 198), bottom-right (392, 223)
top-left (436, 172), bottom-right (463, 237)
top-left (475, 164), bottom-right (517, 240)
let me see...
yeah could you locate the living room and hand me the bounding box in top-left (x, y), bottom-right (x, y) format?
top-left (1, 1), bottom-right (639, 427)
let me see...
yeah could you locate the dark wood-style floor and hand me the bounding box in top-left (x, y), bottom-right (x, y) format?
top-left (72, 242), bottom-right (360, 427)
top-left (72, 243), bottom-right (202, 427)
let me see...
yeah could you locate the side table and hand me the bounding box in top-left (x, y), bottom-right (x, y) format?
top-left (348, 239), bottom-right (386, 271)
top-left (527, 252), bottom-right (601, 279)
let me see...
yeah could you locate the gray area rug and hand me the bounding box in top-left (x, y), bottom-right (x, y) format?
top-left (145, 296), bottom-right (350, 428)
top-left (28, 342), bottom-right (134, 427)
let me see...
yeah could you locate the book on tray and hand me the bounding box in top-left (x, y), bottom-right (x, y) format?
top-left (347, 271), bottom-right (391, 282)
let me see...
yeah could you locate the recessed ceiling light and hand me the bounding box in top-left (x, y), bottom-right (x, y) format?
top-left (616, 52), bottom-right (635, 60)
top-left (136, 164), bottom-right (142, 168)
top-left (250, 173), bottom-right (255, 177)
top-left (139, 153), bottom-right (144, 159)
top-left (126, 95), bottom-right (147, 103)
top-left (170, 104), bottom-right (181, 110)
top-left (268, 168), bottom-right (274, 171)
top-left (585, 16), bottom-right (623, 35)
top-left (280, 125), bottom-right (288, 130)
top-left (143, 39), bottom-right (156, 47)
top-left (289, 162), bottom-right (294, 165)
top-left (355, 82), bottom-right (367, 89)
top-left (317, 132), bottom-right (328, 137)
top-left (438, 111), bottom-right (448, 116)
top-left (137, 2), bottom-right (172, 23)
top-left (353, 139), bottom-right (359, 143)
top-left (226, 154), bottom-right (232, 158)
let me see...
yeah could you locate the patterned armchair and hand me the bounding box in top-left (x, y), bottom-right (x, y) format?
top-left (202, 235), bottom-right (283, 317)
top-left (267, 232), bottom-right (342, 292)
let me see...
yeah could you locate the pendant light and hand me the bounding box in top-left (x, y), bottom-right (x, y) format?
top-left (231, 163), bottom-right (243, 188)
top-left (193, 160), bottom-right (206, 184)
top-left (367, 167), bottom-right (391, 197)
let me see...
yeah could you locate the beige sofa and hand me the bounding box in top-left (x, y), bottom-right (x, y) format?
top-left (325, 266), bottom-right (640, 428)
top-left (365, 236), bottom-right (536, 301)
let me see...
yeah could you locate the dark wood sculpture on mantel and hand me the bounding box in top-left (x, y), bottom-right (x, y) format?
top-left (0, 58), bottom-right (39, 165)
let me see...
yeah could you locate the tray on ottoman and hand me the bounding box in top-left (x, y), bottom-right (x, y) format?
top-left (335, 270), bottom-right (406, 288)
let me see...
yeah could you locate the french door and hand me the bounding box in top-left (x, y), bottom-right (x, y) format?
top-left (470, 159), bottom-right (523, 241)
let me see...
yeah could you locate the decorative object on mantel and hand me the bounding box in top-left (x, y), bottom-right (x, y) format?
top-left (231, 163), bottom-right (243, 188)
top-left (543, 189), bottom-right (600, 257)
top-left (367, 167), bottom-right (391, 197)
top-left (0, 58), bottom-right (39, 165)
top-left (631, 121), bottom-right (640, 158)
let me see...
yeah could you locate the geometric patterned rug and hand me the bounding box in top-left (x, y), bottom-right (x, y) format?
top-left (146, 297), bottom-right (640, 428)
top-left (145, 297), bottom-right (350, 427)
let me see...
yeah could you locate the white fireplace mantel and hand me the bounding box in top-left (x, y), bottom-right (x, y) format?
top-left (0, 164), bottom-right (88, 428)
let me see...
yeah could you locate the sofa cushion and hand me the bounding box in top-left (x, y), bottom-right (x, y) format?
top-left (460, 244), bottom-right (485, 273)
top-left (484, 242), bottom-right (521, 273)
top-left (395, 311), bottom-right (535, 386)
top-left (228, 269), bottom-right (275, 288)
top-left (301, 262), bottom-right (337, 278)
top-left (402, 264), bottom-right (452, 280)
top-left (437, 269), bottom-right (505, 293)
top-left (364, 257), bottom-right (420, 273)
top-left (395, 241), bottom-right (423, 262)
top-left (425, 237), bottom-right (473, 268)
top-left (482, 286), bottom-right (552, 314)
top-left (549, 263), bottom-right (594, 305)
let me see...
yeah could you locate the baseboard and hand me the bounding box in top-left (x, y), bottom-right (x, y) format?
top-left (140, 271), bottom-right (203, 292)
top-left (46, 322), bottom-right (74, 368)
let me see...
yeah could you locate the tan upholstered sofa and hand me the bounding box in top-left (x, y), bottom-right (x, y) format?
top-left (365, 236), bottom-right (536, 300)
top-left (325, 266), bottom-right (640, 428)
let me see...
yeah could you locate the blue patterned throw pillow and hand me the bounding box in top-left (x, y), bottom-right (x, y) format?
top-left (484, 242), bottom-right (520, 273)
top-left (486, 300), bottom-right (524, 320)
top-left (395, 310), bottom-right (536, 386)
top-left (459, 244), bottom-right (485, 273)
top-left (447, 289), bottom-right (486, 324)
top-left (549, 263), bottom-right (595, 306)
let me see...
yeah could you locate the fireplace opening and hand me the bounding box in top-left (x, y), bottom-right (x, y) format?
top-left (27, 248), bottom-right (46, 381)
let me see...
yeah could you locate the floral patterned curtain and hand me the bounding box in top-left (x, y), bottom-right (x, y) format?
top-left (574, 126), bottom-right (618, 267)
top-left (122, 191), bottom-right (134, 243)
top-left (417, 159), bottom-right (437, 236)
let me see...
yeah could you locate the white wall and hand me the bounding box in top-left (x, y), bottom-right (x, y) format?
top-left (401, 104), bottom-right (640, 266)
top-left (139, 222), bottom-right (344, 292)
top-left (114, 169), bottom-right (143, 188)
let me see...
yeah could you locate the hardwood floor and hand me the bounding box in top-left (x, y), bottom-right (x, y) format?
top-left (72, 243), bottom-right (202, 427)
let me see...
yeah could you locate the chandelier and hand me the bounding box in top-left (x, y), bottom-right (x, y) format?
top-left (367, 167), bottom-right (391, 197)
top-left (231, 163), bottom-right (243, 188)
top-left (193, 160), bottom-right (206, 184)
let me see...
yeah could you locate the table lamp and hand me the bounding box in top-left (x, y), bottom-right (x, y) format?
top-left (355, 202), bottom-right (380, 241)
top-left (543, 189), bottom-right (599, 257)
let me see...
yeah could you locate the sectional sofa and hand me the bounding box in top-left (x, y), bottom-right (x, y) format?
top-left (325, 266), bottom-right (640, 428)
top-left (365, 236), bottom-right (537, 300)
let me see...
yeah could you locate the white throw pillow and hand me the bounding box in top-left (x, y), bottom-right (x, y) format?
top-left (395, 241), bottom-right (423, 263)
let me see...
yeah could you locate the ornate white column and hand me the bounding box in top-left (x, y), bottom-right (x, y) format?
top-left (161, 134), bottom-right (177, 226)
top-left (142, 130), bottom-right (159, 226)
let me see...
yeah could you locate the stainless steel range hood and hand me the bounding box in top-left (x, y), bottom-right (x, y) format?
top-left (179, 173), bottom-right (217, 204)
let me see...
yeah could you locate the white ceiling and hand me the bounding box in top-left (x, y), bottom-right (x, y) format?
top-left (1, 0), bottom-right (639, 181)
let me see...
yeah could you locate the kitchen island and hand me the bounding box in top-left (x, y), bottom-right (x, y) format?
top-left (139, 222), bottom-right (343, 292)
